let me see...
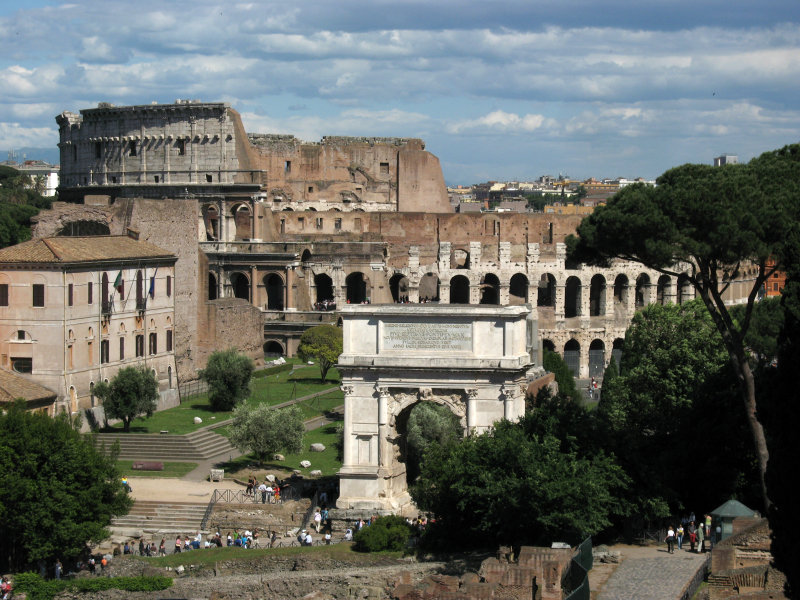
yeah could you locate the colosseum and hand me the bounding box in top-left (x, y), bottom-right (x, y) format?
top-left (45, 100), bottom-right (756, 392)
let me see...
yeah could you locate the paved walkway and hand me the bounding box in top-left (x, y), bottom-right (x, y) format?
top-left (595, 544), bottom-right (710, 600)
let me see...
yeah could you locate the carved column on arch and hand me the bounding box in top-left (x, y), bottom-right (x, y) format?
top-left (466, 388), bottom-right (478, 431)
top-left (376, 385), bottom-right (390, 471)
top-left (500, 384), bottom-right (516, 421)
top-left (341, 384), bottom-right (355, 467)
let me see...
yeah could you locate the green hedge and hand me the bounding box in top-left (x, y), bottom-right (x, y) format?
top-left (13, 573), bottom-right (172, 600)
top-left (353, 515), bottom-right (412, 552)
top-left (252, 363), bottom-right (294, 379)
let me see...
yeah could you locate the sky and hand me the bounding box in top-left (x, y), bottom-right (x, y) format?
top-left (1, 0), bottom-right (799, 184)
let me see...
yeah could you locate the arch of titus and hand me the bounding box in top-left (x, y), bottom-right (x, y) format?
top-left (336, 304), bottom-right (539, 512)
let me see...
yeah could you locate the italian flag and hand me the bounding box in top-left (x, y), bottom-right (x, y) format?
top-left (114, 271), bottom-right (123, 293)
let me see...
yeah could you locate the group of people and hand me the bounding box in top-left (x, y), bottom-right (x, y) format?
top-left (665, 513), bottom-right (715, 554)
top-left (313, 299), bottom-right (337, 311)
top-left (245, 475), bottom-right (286, 504)
top-left (123, 538), bottom-right (166, 556)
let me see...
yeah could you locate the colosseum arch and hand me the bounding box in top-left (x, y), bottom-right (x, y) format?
top-left (565, 276), bottom-right (582, 318)
top-left (613, 274), bottom-right (629, 310)
top-left (612, 338), bottom-right (624, 367)
top-left (345, 271), bottom-right (368, 304)
top-left (230, 203), bottom-right (252, 241)
top-left (564, 338), bottom-right (581, 377)
top-left (263, 339), bottom-right (285, 357)
top-left (589, 274), bottom-right (606, 316)
top-left (264, 272), bottom-right (285, 310)
top-left (537, 273), bottom-right (556, 307)
top-left (57, 220), bottom-right (111, 237)
top-left (389, 272), bottom-right (410, 303)
top-left (202, 204), bottom-right (220, 240)
top-left (228, 271), bottom-right (250, 301)
top-left (480, 273), bottom-right (500, 305)
top-left (208, 272), bottom-right (218, 300)
top-left (452, 248), bottom-right (470, 269)
top-left (509, 273), bottom-right (528, 305)
top-left (449, 274), bottom-right (470, 304)
top-left (656, 274), bottom-right (671, 305)
top-left (677, 273), bottom-right (693, 304)
top-left (314, 273), bottom-right (334, 304)
top-left (635, 273), bottom-right (651, 308)
top-left (419, 272), bottom-right (440, 302)
top-left (589, 339), bottom-right (605, 378)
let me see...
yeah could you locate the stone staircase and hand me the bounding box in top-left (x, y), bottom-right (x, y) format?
top-left (112, 500), bottom-right (208, 535)
top-left (93, 429), bottom-right (235, 461)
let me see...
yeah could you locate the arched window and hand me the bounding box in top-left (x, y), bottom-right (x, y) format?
top-left (449, 275), bottom-right (470, 304)
top-left (589, 275), bottom-right (606, 316)
top-left (480, 274), bottom-right (500, 305)
top-left (509, 274), bottom-right (528, 305)
top-left (565, 276), bottom-right (581, 318)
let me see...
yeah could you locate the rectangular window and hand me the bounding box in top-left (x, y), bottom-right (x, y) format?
top-left (308, 186), bottom-right (313, 193)
top-left (87, 341), bottom-right (93, 364)
top-left (68, 283), bottom-right (73, 306)
top-left (166, 275), bottom-right (172, 297)
top-left (149, 333), bottom-right (157, 355)
top-left (284, 160), bottom-right (291, 173)
top-left (135, 335), bottom-right (144, 357)
top-left (0, 284), bottom-right (8, 306)
top-left (87, 281), bottom-right (93, 304)
top-left (129, 141), bottom-right (137, 157)
top-left (297, 217), bottom-right (305, 229)
top-left (17, 330), bottom-right (25, 340)
top-left (32, 284), bottom-right (44, 307)
top-left (100, 340), bottom-right (109, 364)
top-left (166, 329), bottom-right (173, 352)
top-left (119, 337), bottom-right (125, 360)
top-left (380, 162), bottom-right (389, 175)
top-left (316, 217), bottom-right (323, 229)
top-left (95, 142), bottom-right (102, 159)
top-left (334, 218), bottom-right (342, 231)
top-left (206, 174), bottom-right (213, 183)
top-left (150, 276), bottom-right (156, 299)
top-left (176, 139), bottom-right (186, 156)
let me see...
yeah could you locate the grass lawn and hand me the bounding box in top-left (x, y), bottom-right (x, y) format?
top-left (106, 359), bottom-right (341, 435)
top-left (218, 419), bottom-right (343, 479)
top-left (116, 461), bottom-right (198, 478)
top-left (138, 542), bottom-right (397, 569)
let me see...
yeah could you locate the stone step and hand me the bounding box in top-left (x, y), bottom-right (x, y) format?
top-left (94, 430), bottom-right (235, 461)
top-left (112, 500), bottom-right (208, 534)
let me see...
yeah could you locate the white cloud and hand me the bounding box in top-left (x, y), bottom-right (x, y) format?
top-left (448, 110), bottom-right (553, 134)
top-left (0, 122), bottom-right (57, 148)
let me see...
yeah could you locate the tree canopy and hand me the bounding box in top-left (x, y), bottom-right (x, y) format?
top-left (598, 301), bottom-right (758, 521)
top-left (0, 401), bottom-right (132, 572)
top-left (94, 367), bottom-right (159, 432)
top-left (200, 349), bottom-right (254, 411)
top-left (542, 348), bottom-right (578, 399)
top-left (567, 144), bottom-right (800, 509)
top-left (297, 324), bottom-right (343, 382)
top-left (404, 402), bottom-right (463, 484)
top-left (411, 403), bottom-right (628, 548)
top-left (228, 403), bottom-right (304, 464)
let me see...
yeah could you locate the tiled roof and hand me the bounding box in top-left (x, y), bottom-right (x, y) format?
top-left (0, 368), bottom-right (57, 403)
top-left (0, 236), bottom-right (174, 264)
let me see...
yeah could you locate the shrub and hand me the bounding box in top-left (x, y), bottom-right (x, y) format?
top-left (12, 573), bottom-right (172, 600)
top-left (353, 515), bottom-right (412, 552)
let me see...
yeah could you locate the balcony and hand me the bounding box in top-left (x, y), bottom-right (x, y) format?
top-left (136, 298), bottom-right (147, 312)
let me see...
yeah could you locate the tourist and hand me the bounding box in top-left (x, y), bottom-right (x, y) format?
top-left (174, 535), bottom-right (182, 553)
top-left (676, 523), bottom-right (684, 550)
top-left (313, 508), bottom-right (322, 532)
top-left (159, 538), bottom-right (166, 556)
top-left (304, 530), bottom-right (313, 546)
top-left (139, 539), bottom-right (145, 556)
top-left (258, 481), bottom-right (268, 504)
top-left (1, 575), bottom-right (12, 600)
top-left (344, 528), bottom-right (353, 542)
top-left (697, 521), bottom-right (705, 553)
top-left (123, 542), bottom-right (131, 555)
top-left (54, 559), bottom-right (62, 580)
top-left (687, 521), bottom-right (697, 552)
top-left (665, 525), bottom-right (675, 554)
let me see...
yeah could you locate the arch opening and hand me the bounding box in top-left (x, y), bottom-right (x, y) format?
top-left (449, 275), bottom-right (470, 304)
top-left (229, 272), bottom-right (250, 301)
top-left (390, 273), bottom-right (410, 303)
top-left (480, 273), bottom-right (500, 305)
top-left (537, 273), bottom-right (556, 307)
top-left (345, 272), bottom-right (368, 304)
top-left (563, 339), bottom-right (581, 377)
top-left (264, 273), bottom-right (284, 310)
top-left (509, 273), bottom-right (528, 305)
top-left (589, 275), bottom-right (606, 316)
top-left (565, 276), bottom-right (581, 318)
top-left (589, 339), bottom-right (605, 378)
top-left (419, 273), bottom-right (439, 302)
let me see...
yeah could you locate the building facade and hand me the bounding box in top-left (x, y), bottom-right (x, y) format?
top-left (0, 236), bottom-right (178, 414)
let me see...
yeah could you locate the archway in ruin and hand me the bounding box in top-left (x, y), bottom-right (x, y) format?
top-left (589, 275), bottom-right (606, 316)
top-left (419, 272), bottom-right (440, 301)
top-left (450, 275), bottom-right (470, 304)
top-left (635, 273), bottom-right (651, 308)
top-left (565, 276), bottom-right (581, 318)
top-left (264, 273), bottom-right (284, 310)
top-left (537, 273), bottom-right (556, 307)
top-left (480, 273), bottom-right (500, 305)
top-left (657, 275), bottom-right (671, 305)
top-left (589, 338), bottom-right (605, 378)
top-left (229, 272), bottom-right (250, 301)
top-left (564, 338), bottom-right (580, 377)
top-left (346, 271), bottom-right (368, 304)
top-left (509, 273), bottom-right (528, 305)
top-left (208, 272), bottom-right (218, 300)
top-left (314, 273), bottom-right (334, 303)
top-left (389, 272), bottom-right (410, 303)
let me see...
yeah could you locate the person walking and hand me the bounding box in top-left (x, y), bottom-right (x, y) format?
top-left (665, 525), bottom-right (676, 554)
top-left (688, 521), bottom-right (697, 552)
top-left (697, 521), bottom-right (705, 553)
top-left (676, 524), bottom-right (684, 550)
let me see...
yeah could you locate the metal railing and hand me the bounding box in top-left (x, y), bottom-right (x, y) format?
top-left (563, 537), bottom-right (593, 600)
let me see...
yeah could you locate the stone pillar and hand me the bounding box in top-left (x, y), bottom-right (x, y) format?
top-left (189, 116), bottom-right (198, 183)
top-left (501, 385), bottom-right (514, 420)
top-left (439, 282), bottom-right (451, 304)
top-left (527, 242), bottom-right (540, 272)
top-left (556, 243), bottom-right (566, 270)
top-left (666, 278), bottom-right (678, 305)
top-left (555, 283), bottom-right (566, 321)
top-left (605, 279), bottom-right (615, 319)
top-left (645, 281), bottom-right (656, 305)
top-left (438, 242), bottom-right (451, 272)
top-left (377, 386), bottom-right (390, 470)
top-left (469, 282), bottom-right (480, 305)
top-left (286, 267), bottom-right (295, 310)
top-left (499, 242), bottom-right (511, 269)
top-left (250, 265), bottom-right (258, 306)
top-left (466, 388), bottom-right (478, 430)
top-left (469, 241), bottom-right (482, 268)
top-left (626, 277), bottom-right (636, 317)
top-left (499, 284), bottom-right (510, 306)
top-left (580, 278), bottom-right (590, 319)
top-left (341, 385), bottom-right (355, 467)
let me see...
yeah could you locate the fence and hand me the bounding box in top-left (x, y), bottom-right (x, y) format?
top-left (563, 536), bottom-right (593, 600)
top-left (179, 380), bottom-right (208, 403)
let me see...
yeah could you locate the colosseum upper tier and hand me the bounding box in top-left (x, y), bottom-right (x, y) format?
top-left (47, 100), bottom-right (756, 384)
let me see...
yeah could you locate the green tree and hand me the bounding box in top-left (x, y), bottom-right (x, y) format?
top-left (405, 402), bottom-right (463, 483)
top-left (0, 400), bottom-right (132, 572)
top-left (297, 324), bottom-right (343, 382)
top-left (200, 349), bottom-right (254, 411)
top-left (228, 403), bottom-right (304, 464)
top-left (93, 367), bottom-right (159, 432)
top-left (412, 416), bottom-right (628, 548)
top-left (542, 348), bottom-right (578, 399)
top-left (599, 301), bottom-right (757, 521)
top-left (567, 144), bottom-right (800, 509)
top-left (353, 515), bottom-right (412, 552)
top-left (603, 355), bottom-right (619, 383)
top-left (730, 296), bottom-right (783, 371)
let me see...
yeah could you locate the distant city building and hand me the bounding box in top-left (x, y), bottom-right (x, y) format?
top-left (714, 154), bottom-right (738, 166)
top-left (0, 159), bottom-right (60, 196)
